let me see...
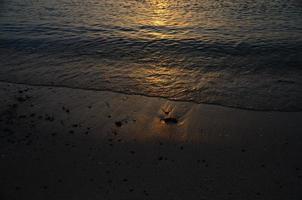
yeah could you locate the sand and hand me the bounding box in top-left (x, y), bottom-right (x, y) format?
top-left (0, 81), bottom-right (302, 200)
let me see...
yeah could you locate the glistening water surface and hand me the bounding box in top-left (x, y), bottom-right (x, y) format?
top-left (0, 0), bottom-right (302, 111)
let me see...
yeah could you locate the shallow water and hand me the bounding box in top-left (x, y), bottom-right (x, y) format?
top-left (0, 0), bottom-right (301, 111)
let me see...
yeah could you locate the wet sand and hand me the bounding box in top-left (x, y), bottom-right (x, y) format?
top-left (0, 81), bottom-right (302, 200)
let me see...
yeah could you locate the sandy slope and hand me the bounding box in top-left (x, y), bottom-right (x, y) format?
top-left (0, 81), bottom-right (302, 200)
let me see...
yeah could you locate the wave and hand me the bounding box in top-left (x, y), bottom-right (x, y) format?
top-left (1, 31), bottom-right (302, 69)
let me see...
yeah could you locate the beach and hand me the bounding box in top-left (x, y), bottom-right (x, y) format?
top-left (1, 81), bottom-right (301, 199)
top-left (1, 0), bottom-right (302, 199)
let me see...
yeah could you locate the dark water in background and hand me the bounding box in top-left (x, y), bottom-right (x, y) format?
top-left (0, 0), bottom-right (301, 111)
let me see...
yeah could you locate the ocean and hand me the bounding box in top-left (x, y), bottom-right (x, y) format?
top-left (0, 0), bottom-right (301, 111)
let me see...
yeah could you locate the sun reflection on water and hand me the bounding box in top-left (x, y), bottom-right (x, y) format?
top-left (149, 0), bottom-right (171, 26)
top-left (131, 0), bottom-right (191, 39)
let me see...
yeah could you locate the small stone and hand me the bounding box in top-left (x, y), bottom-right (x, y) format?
top-left (115, 121), bottom-right (122, 127)
top-left (161, 117), bottom-right (178, 124)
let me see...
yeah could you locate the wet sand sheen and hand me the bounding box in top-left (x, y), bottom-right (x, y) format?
top-left (0, 82), bottom-right (302, 199)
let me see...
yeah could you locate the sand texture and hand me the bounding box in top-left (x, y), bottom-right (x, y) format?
top-left (0, 81), bottom-right (302, 200)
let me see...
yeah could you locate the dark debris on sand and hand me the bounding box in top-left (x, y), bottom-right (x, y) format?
top-left (161, 117), bottom-right (178, 124)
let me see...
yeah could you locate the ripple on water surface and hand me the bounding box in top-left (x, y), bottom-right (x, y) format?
top-left (0, 0), bottom-right (302, 111)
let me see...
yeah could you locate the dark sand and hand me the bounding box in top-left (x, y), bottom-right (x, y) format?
top-left (0, 81), bottom-right (302, 200)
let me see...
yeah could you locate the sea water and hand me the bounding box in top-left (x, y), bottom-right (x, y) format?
top-left (0, 0), bottom-right (301, 111)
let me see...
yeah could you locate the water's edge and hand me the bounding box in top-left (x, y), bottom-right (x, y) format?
top-left (1, 80), bottom-right (301, 113)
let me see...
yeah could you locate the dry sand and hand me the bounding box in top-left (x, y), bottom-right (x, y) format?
top-left (0, 81), bottom-right (302, 200)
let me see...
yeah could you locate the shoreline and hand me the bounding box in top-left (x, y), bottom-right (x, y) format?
top-left (1, 81), bottom-right (302, 199)
top-left (0, 80), bottom-right (300, 113)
